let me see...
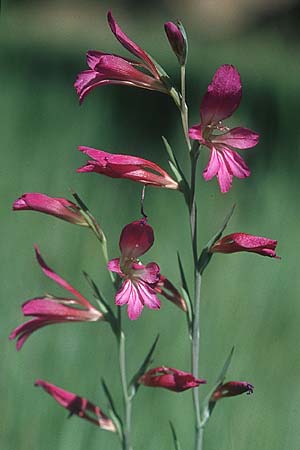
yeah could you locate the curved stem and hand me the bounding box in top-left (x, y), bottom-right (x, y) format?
top-left (180, 65), bottom-right (192, 152)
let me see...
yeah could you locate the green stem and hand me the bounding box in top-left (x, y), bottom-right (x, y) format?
top-left (180, 65), bottom-right (191, 152)
top-left (178, 63), bottom-right (204, 450)
top-left (118, 312), bottom-right (133, 450)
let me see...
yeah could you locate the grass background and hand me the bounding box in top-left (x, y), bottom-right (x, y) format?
top-left (1, 1), bottom-right (300, 449)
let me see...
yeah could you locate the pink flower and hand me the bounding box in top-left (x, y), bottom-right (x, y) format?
top-left (13, 193), bottom-right (88, 226)
top-left (210, 233), bottom-right (280, 258)
top-left (35, 380), bottom-right (116, 431)
top-left (139, 366), bottom-right (206, 392)
top-left (164, 21), bottom-right (187, 66)
top-left (74, 11), bottom-right (168, 103)
top-left (9, 246), bottom-right (103, 350)
top-left (189, 65), bottom-right (259, 193)
top-left (108, 218), bottom-right (161, 320)
top-left (211, 381), bottom-right (254, 400)
top-left (77, 146), bottom-right (179, 190)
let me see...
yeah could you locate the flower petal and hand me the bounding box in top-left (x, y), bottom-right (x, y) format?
top-left (200, 65), bottom-right (242, 126)
top-left (119, 218), bottom-right (154, 258)
top-left (136, 281), bottom-right (161, 310)
top-left (34, 246), bottom-right (90, 308)
top-left (107, 258), bottom-right (123, 275)
top-left (137, 262), bottom-right (160, 284)
top-left (216, 153), bottom-right (233, 193)
top-left (212, 127), bottom-right (260, 149)
top-left (107, 11), bottom-right (159, 77)
top-left (219, 147), bottom-right (250, 179)
top-left (203, 147), bottom-right (220, 181)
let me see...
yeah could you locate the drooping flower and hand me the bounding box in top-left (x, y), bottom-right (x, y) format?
top-left (35, 380), bottom-right (116, 431)
top-left (139, 366), bottom-right (206, 392)
top-left (189, 65), bottom-right (259, 193)
top-left (108, 218), bottom-right (161, 320)
top-left (9, 246), bottom-right (103, 350)
top-left (210, 233), bottom-right (280, 258)
top-left (74, 11), bottom-right (169, 103)
top-left (211, 381), bottom-right (254, 401)
top-left (164, 21), bottom-right (187, 66)
top-left (13, 193), bottom-right (88, 226)
top-left (77, 146), bottom-right (179, 190)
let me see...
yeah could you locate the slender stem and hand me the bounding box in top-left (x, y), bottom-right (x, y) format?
top-left (177, 63), bottom-right (204, 450)
top-left (118, 311), bottom-right (133, 450)
top-left (180, 65), bottom-right (192, 152)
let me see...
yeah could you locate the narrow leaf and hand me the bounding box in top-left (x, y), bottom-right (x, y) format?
top-left (129, 335), bottom-right (160, 398)
top-left (180, 287), bottom-right (193, 339)
top-left (162, 137), bottom-right (190, 200)
top-left (177, 252), bottom-right (191, 299)
top-left (201, 346), bottom-right (235, 423)
top-left (82, 271), bottom-right (118, 334)
top-left (169, 421), bottom-right (182, 450)
top-left (101, 379), bottom-right (123, 440)
top-left (198, 204), bottom-right (236, 274)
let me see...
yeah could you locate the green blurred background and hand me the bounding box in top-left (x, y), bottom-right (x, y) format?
top-left (1, 0), bottom-right (300, 449)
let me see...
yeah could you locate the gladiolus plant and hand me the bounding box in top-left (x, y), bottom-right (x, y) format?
top-left (10, 9), bottom-right (280, 450)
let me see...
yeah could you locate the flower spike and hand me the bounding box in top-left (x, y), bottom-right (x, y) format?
top-left (189, 65), bottom-right (259, 193)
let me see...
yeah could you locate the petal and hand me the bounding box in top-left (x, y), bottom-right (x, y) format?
top-left (34, 246), bottom-right (90, 308)
top-left (203, 147), bottom-right (220, 181)
top-left (119, 218), bottom-right (154, 258)
top-left (136, 281), bottom-right (161, 310)
top-left (9, 318), bottom-right (58, 350)
top-left (188, 124), bottom-right (204, 142)
top-left (200, 65), bottom-right (242, 126)
top-left (138, 262), bottom-right (160, 284)
top-left (107, 11), bottom-right (158, 77)
top-left (22, 298), bottom-right (100, 321)
top-left (216, 154), bottom-right (233, 193)
top-left (212, 127), bottom-right (260, 149)
top-left (107, 258), bottom-right (123, 275)
top-left (127, 282), bottom-right (144, 320)
top-left (220, 147), bottom-right (250, 179)
top-left (115, 279), bottom-right (132, 306)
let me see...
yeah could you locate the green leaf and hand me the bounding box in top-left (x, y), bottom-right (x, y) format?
top-left (201, 346), bottom-right (235, 424)
top-left (180, 287), bottom-right (193, 339)
top-left (177, 252), bottom-right (191, 300)
top-left (169, 421), bottom-right (183, 450)
top-left (128, 335), bottom-right (159, 398)
top-left (197, 204), bottom-right (236, 274)
top-left (82, 271), bottom-right (118, 335)
top-left (101, 379), bottom-right (123, 440)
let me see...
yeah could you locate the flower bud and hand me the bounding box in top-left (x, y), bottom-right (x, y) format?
top-left (164, 21), bottom-right (187, 66)
top-left (211, 381), bottom-right (254, 401)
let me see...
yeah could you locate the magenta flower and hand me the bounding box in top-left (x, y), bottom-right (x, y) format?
top-left (9, 246), bottom-right (103, 350)
top-left (35, 380), bottom-right (116, 431)
top-left (211, 381), bottom-right (254, 401)
top-left (210, 233), bottom-right (280, 258)
top-left (164, 21), bottom-right (187, 66)
top-left (108, 218), bottom-right (161, 320)
top-left (139, 366), bottom-right (206, 392)
top-left (74, 11), bottom-right (168, 103)
top-left (77, 146), bottom-right (179, 190)
top-left (189, 65), bottom-right (259, 193)
top-left (13, 193), bottom-right (88, 226)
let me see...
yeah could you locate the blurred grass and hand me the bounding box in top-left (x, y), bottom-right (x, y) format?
top-left (1, 7), bottom-right (300, 450)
